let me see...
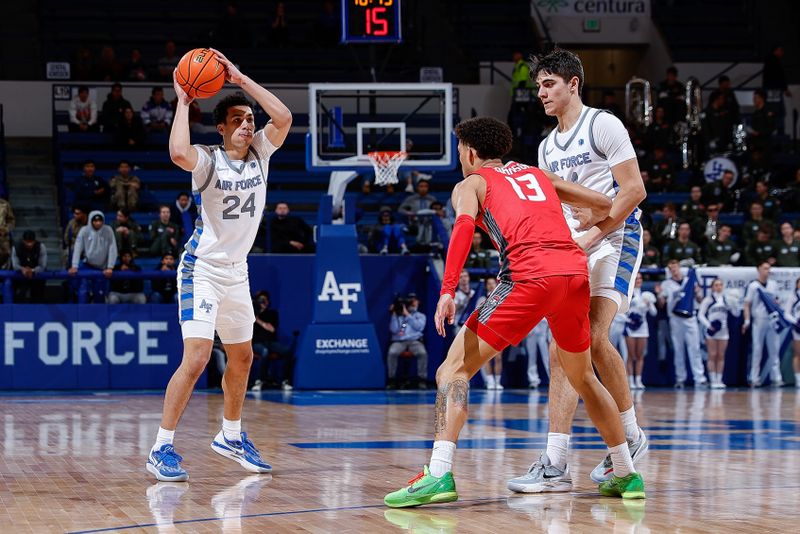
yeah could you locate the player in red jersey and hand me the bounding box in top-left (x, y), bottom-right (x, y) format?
top-left (384, 117), bottom-right (646, 508)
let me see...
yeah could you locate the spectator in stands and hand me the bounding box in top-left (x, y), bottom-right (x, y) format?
top-left (127, 48), bottom-right (148, 81)
top-left (704, 90), bottom-right (735, 154)
top-left (141, 87), bottom-right (173, 132)
top-left (101, 83), bottom-right (132, 132)
top-left (694, 202), bottom-right (721, 246)
top-left (112, 208), bottom-right (142, 256)
top-left (398, 179), bottom-right (436, 217)
top-left (774, 221), bottom-right (800, 267)
top-left (641, 146), bottom-right (674, 191)
top-left (150, 253), bottom-right (178, 303)
top-left (646, 105), bottom-right (673, 151)
top-left (745, 224), bottom-right (778, 265)
top-left (73, 46), bottom-right (94, 81)
top-left (108, 250), bottom-right (146, 304)
top-left (63, 205), bottom-right (88, 267)
top-left (705, 224), bottom-right (740, 266)
top-left (742, 201), bottom-right (768, 244)
top-left (270, 2), bottom-right (289, 47)
top-left (157, 40), bottom-right (180, 81)
top-left (748, 89), bottom-right (776, 153)
top-left (753, 180), bottom-right (780, 220)
top-left (369, 209), bottom-right (409, 255)
top-left (681, 185), bottom-right (705, 223)
top-left (652, 202), bottom-right (679, 249)
top-left (214, 2), bottom-right (252, 48)
top-left (641, 229), bottom-right (660, 268)
top-left (662, 221), bottom-right (701, 265)
top-left (0, 196), bottom-right (16, 269)
top-left (430, 201), bottom-right (452, 237)
top-left (656, 66), bottom-right (686, 125)
top-left (149, 205), bottom-right (181, 257)
top-left (11, 230), bottom-right (46, 303)
top-left (109, 160), bottom-right (141, 212)
top-left (702, 169), bottom-right (736, 211)
top-left (96, 45), bottom-right (124, 81)
top-left (717, 75), bottom-right (740, 122)
top-left (601, 90), bottom-right (625, 123)
top-left (170, 192), bottom-right (198, 245)
top-left (452, 269), bottom-right (475, 337)
top-left (69, 211), bottom-right (117, 303)
top-left (270, 202), bottom-right (314, 253)
top-left (762, 43), bottom-right (791, 132)
top-left (466, 231), bottom-right (491, 269)
top-left (69, 86), bottom-right (98, 133)
top-left (313, 0), bottom-right (339, 47)
top-left (74, 160), bottom-right (109, 211)
top-left (115, 107), bottom-right (146, 149)
top-left (250, 290), bottom-right (294, 391)
top-left (386, 293), bottom-right (428, 389)
top-left (510, 51), bottom-right (533, 94)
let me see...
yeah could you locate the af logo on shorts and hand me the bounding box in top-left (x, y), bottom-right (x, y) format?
top-left (199, 299), bottom-right (213, 314)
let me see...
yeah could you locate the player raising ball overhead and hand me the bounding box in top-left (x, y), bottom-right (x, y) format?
top-left (146, 49), bottom-right (291, 482)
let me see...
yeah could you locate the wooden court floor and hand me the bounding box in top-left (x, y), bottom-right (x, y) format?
top-left (1, 388), bottom-right (799, 533)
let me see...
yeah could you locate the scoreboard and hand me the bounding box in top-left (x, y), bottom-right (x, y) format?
top-left (341, 0), bottom-right (402, 44)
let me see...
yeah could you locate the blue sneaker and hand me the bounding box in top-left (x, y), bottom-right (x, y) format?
top-left (146, 444), bottom-right (188, 482)
top-left (211, 431), bottom-right (272, 473)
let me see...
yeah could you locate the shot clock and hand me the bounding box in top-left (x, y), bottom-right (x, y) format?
top-left (341, 0), bottom-right (402, 44)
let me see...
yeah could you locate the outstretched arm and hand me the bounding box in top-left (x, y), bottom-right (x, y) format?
top-left (169, 70), bottom-right (199, 172)
top-left (212, 49), bottom-right (292, 148)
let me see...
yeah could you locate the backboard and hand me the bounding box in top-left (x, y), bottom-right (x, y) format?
top-left (306, 83), bottom-right (456, 173)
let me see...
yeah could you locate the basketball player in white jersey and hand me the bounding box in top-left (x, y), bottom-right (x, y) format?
top-left (508, 48), bottom-right (648, 493)
top-left (146, 49), bottom-right (292, 481)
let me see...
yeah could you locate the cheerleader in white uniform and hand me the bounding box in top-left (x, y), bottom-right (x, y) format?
top-left (782, 277), bottom-right (800, 389)
top-left (624, 273), bottom-right (657, 389)
top-left (697, 279), bottom-right (741, 388)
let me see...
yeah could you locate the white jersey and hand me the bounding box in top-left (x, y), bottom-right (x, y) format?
top-left (662, 276), bottom-right (697, 320)
top-left (187, 129), bottom-right (277, 264)
top-left (698, 293), bottom-right (733, 340)
top-left (538, 105), bottom-right (638, 254)
top-left (744, 279), bottom-right (780, 320)
top-left (625, 289), bottom-right (656, 338)
top-left (783, 290), bottom-right (800, 341)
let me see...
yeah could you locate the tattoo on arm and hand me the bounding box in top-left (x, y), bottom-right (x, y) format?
top-left (433, 379), bottom-right (469, 435)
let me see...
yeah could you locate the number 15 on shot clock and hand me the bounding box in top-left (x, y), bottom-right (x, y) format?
top-left (341, 0), bottom-right (402, 44)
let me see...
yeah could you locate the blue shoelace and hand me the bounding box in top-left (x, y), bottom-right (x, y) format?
top-left (158, 445), bottom-right (183, 467)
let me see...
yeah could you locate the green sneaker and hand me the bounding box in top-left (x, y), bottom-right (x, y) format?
top-left (598, 472), bottom-right (646, 499)
top-left (384, 466), bottom-right (459, 508)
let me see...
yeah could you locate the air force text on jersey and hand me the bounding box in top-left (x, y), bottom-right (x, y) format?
top-left (213, 174), bottom-right (262, 191)
top-left (547, 152), bottom-right (592, 174)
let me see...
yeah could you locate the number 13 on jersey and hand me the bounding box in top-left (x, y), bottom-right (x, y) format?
top-left (504, 173), bottom-right (546, 202)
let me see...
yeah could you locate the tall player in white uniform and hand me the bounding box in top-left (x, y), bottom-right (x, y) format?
top-left (508, 48), bottom-right (648, 493)
top-left (146, 50), bottom-right (292, 482)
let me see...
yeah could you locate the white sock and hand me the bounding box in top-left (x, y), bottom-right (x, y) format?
top-left (546, 433), bottom-right (570, 470)
top-left (629, 375), bottom-right (635, 388)
top-left (619, 406), bottom-right (640, 442)
top-left (486, 374), bottom-right (495, 389)
top-left (429, 440), bottom-right (456, 477)
top-left (794, 373), bottom-right (800, 386)
top-left (222, 418), bottom-right (242, 442)
top-left (608, 442), bottom-right (635, 478)
top-left (635, 375), bottom-right (644, 388)
top-left (152, 427), bottom-right (174, 452)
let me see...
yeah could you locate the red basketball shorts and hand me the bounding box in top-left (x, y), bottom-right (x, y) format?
top-left (465, 274), bottom-right (591, 353)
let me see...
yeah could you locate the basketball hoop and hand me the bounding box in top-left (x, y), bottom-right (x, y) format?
top-left (368, 151), bottom-right (407, 186)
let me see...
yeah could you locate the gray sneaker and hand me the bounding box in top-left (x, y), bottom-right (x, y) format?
top-left (589, 426), bottom-right (649, 483)
top-left (507, 451), bottom-right (573, 493)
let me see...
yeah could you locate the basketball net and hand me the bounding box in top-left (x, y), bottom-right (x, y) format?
top-left (368, 151), bottom-right (407, 186)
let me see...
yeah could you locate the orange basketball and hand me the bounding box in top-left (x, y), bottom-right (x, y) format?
top-left (175, 48), bottom-right (226, 99)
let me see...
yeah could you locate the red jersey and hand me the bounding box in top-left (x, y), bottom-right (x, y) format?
top-left (474, 161), bottom-right (587, 281)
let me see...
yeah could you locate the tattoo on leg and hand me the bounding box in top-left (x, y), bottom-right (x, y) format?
top-left (433, 379), bottom-right (469, 435)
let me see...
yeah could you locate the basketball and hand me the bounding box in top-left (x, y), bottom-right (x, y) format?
top-left (175, 48), bottom-right (226, 99)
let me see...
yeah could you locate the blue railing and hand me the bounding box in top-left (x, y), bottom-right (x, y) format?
top-left (0, 269), bottom-right (176, 304)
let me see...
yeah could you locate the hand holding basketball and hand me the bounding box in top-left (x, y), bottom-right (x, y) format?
top-left (175, 48), bottom-right (226, 99)
top-left (209, 48), bottom-right (244, 85)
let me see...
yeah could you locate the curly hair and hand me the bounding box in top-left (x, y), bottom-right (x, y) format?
top-left (212, 94), bottom-right (253, 125)
top-left (528, 46), bottom-right (584, 95)
top-left (454, 117), bottom-right (513, 160)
